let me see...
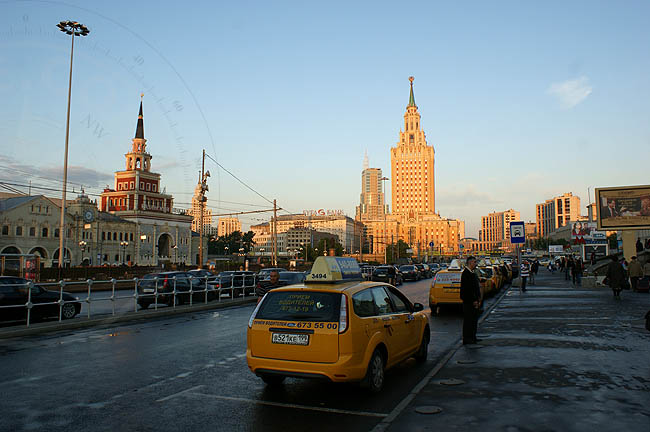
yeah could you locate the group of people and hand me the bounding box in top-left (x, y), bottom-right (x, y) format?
top-left (605, 255), bottom-right (650, 299)
top-left (558, 256), bottom-right (584, 286)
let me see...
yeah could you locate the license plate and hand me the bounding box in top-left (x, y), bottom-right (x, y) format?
top-left (143, 288), bottom-right (155, 293)
top-left (272, 333), bottom-right (309, 345)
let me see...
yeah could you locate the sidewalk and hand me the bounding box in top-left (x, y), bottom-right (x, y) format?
top-left (385, 270), bottom-right (650, 432)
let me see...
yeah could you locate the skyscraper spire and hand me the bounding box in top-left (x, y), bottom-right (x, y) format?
top-left (408, 76), bottom-right (416, 107)
top-left (363, 150), bottom-right (369, 170)
top-left (134, 93), bottom-right (145, 139)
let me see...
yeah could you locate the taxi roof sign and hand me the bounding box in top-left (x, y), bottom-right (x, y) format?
top-left (307, 256), bottom-right (362, 283)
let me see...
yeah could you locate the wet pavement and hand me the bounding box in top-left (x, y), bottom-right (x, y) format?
top-left (379, 270), bottom-right (650, 432)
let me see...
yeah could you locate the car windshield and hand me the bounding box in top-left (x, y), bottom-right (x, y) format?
top-left (374, 268), bottom-right (389, 274)
top-left (400, 265), bottom-right (414, 271)
top-left (256, 291), bottom-right (341, 322)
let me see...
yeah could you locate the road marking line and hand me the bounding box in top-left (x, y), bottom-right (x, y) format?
top-left (371, 286), bottom-right (511, 432)
top-left (156, 385), bottom-right (205, 402)
top-left (185, 392), bottom-right (387, 418)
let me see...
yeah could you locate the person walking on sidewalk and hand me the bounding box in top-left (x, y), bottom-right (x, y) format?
top-left (628, 256), bottom-right (643, 292)
top-left (606, 255), bottom-right (625, 299)
top-left (520, 260), bottom-right (530, 292)
top-left (460, 256), bottom-right (481, 345)
top-left (574, 257), bottom-right (584, 287)
top-left (564, 257), bottom-right (572, 281)
top-left (530, 260), bottom-right (539, 285)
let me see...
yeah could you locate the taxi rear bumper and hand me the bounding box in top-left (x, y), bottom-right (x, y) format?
top-left (247, 351), bottom-right (367, 382)
top-left (429, 287), bottom-right (462, 306)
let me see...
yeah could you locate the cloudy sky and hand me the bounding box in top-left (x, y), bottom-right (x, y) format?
top-left (1, 0), bottom-right (649, 237)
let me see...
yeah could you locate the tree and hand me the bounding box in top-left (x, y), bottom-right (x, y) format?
top-left (386, 240), bottom-right (411, 264)
top-left (314, 237), bottom-right (344, 257)
top-left (207, 230), bottom-right (255, 255)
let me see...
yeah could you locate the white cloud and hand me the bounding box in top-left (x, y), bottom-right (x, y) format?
top-left (547, 76), bottom-right (593, 109)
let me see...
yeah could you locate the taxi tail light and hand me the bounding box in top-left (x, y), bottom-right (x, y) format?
top-left (248, 296), bottom-right (264, 328)
top-left (338, 294), bottom-right (348, 334)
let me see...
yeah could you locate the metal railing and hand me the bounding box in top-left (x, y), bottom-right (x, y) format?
top-left (0, 274), bottom-right (258, 328)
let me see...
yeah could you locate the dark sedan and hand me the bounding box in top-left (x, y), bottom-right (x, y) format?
top-left (210, 271), bottom-right (257, 298)
top-left (399, 265), bottom-right (420, 281)
top-left (0, 276), bottom-right (81, 321)
top-left (371, 266), bottom-right (402, 286)
top-left (137, 271), bottom-right (216, 309)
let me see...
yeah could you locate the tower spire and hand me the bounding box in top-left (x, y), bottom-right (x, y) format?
top-left (135, 93), bottom-right (145, 139)
top-left (408, 76), bottom-right (416, 107)
top-left (363, 150), bottom-right (369, 170)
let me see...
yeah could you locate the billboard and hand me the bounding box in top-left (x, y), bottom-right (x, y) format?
top-left (571, 221), bottom-right (607, 244)
top-left (596, 185), bottom-right (650, 230)
top-left (582, 244), bottom-right (608, 262)
top-left (549, 245), bottom-right (564, 253)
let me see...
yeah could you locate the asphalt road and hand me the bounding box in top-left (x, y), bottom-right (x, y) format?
top-left (0, 276), bottom-right (504, 432)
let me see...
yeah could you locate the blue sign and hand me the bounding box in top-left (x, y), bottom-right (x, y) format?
top-left (429, 241), bottom-right (435, 248)
top-left (510, 221), bottom-right (526, 244)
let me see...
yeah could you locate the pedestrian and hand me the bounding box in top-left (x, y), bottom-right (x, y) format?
top-left (574, 258), bottom-right (583, 287)
top-left (460, 256), bottom-right (482, 345)
top-left (628, 256), bottom-right (643, 292)
top-left (636, 238), bottom-right (644, 253)
top-left (605, 255), bottom-right (626, 299)
top-left (520, 260), bottom-right (530, 292)
top-left (530, 260), bottom-right (539, 285)
top-left (564, 257), bottom-right (571, 281)
top-left (590, 251), bottom-right (597, 266)
top-left (255, 270), bottom-right (286, 303)
top-left (645, 238), bottom-right (650, 251)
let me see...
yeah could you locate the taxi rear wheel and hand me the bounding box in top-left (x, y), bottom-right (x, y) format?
top-left (361, 350), bottom-right (385, 393)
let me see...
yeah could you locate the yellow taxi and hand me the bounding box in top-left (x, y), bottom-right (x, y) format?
top-left (477, 258), bottom-right (500, 295)
top-left (429, 259), bottom-right (486, 314)
top-left (247, 257), bottom-right (430, 392)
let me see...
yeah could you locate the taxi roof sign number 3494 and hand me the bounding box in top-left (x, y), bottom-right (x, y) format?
top-left (510, 221), bottom-right (526, 244)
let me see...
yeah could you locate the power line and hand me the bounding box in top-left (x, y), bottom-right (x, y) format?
top-left (204, 153), bottom-right (274, 205)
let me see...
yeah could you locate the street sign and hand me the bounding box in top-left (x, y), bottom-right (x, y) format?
top-left (509, 221), bottom-right (525, 244)
top-left (429, 241), bottom-right (434, 248)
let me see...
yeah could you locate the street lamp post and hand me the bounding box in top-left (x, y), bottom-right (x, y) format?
top-left (56, 21), bottom-right (89, 271)
top-left (78, 240), bottom-right (87, 266)
top-left (120, 241), bottom-right (129, 265)
top-left (224, 246), bottom-right (229, 256)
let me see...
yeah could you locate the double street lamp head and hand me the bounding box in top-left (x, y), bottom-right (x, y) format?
top-left (56, 21), bottom-right (90, 36)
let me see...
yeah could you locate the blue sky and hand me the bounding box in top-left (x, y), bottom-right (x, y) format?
top-left (1, 0), bottom-right (649, 237)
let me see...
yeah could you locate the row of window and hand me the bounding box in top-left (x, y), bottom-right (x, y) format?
top-left (1, 225), bottom-right (64, 238)
top-left (102, 232), bottom-right (134, 242)
top-left (117, 181), bottom-right (157, 192)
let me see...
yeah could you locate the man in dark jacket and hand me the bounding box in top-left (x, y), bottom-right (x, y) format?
top-left (606, 255), bottom-right (626, 299)
top-left (460, 256), bottom-right (482, 344)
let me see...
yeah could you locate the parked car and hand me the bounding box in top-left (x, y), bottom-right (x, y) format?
top-left (0, 276), bottom-right (81, 321)
top-left (211, 271), bottom-right (257, 298)
top-left (371, 266), bottom-right (402, 286)
top-left (258, 271), bottom-right (306, 285)
top-left (414, 263), bottom-right (432, 279)
top-left (257, 268), bottom-right (287, 279)
top-left (188, 269), bottom-right (218, 283)
top-left (137, 271), bottom-right (216, 309)
top-left (399, 264), bottom-right (420, 282)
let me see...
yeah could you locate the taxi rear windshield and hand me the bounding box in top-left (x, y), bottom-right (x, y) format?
top-left (257, 291), bottom-right (341, 322)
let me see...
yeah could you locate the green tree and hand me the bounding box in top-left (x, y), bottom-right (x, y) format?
top-left (386, 240), bottom-right (411, 264)
top-left (314, 237), bottom-right (344, 257)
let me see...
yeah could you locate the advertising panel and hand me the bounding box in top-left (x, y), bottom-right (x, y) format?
top-left (582, 244), bottom-right (608, 262)
top-left (571, 222), bottom-right (607, 245)
top-left (596, 185), bottom-right (650, 230)
top-left (549, 245), bottom-right (564, 254)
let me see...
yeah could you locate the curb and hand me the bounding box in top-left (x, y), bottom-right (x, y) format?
top-left (0, 297), bottom-right (257, 339)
